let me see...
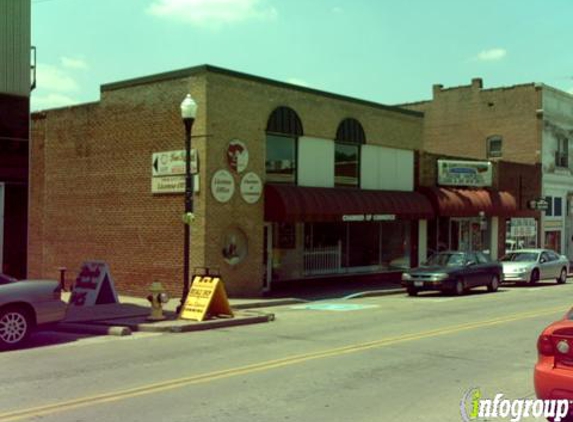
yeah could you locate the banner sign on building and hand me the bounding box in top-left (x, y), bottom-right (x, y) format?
top-left (151, 174), bottom-right (200, 194)
top-left (152, 150), bottom-right (197, 177)
top-left (68, 261), bottom-right (119, 307)
top-left (510, 218), bottom-right (537, 237)
top-left (179, 276), bottom-right (234, 321)
top-left (437, 160), bottom-right (492, 187)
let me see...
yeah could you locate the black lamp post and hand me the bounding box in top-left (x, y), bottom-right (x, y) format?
top-left (178, 94), bottom-right (198, 314)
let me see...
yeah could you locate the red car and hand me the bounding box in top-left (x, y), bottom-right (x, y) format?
top-left (535, 308), bottom-right (573, 421)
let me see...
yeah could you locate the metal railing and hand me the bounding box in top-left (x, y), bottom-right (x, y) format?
top-left (303, 244), bottom-right (342, 275)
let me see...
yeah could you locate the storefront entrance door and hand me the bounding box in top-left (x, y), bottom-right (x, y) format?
top-left (450, 218), bottom-right (483, 252)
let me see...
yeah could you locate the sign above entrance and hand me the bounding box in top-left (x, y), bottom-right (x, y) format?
top-left (437, 160), bottom-right (492, 187)
top-left (342, 214), bottom-right (396, 222)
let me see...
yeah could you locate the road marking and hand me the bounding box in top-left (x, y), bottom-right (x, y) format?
top-left (0, 304), bottom-right (567, 422)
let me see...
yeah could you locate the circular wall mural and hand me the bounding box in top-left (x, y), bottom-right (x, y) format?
top-left (221, 227), bottom-right (248, 266)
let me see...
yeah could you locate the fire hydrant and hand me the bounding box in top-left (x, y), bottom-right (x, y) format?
top-left (147, 282), bottom-right (169, 321)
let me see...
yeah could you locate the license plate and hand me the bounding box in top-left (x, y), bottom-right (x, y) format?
top-left (414, 281), bottom-right (424, 287)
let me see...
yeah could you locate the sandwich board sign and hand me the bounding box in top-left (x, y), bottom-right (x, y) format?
top-left (179, 276), bottom-right (234, 321)
top-left (68, 261), bottom-right (119, 307)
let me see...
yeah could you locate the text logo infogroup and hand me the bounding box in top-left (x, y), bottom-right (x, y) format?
top-left (460, 387), bottom-right (570, 422)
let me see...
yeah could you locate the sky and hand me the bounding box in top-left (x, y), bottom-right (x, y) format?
top-left (31, 0), bottom-right (573, 111)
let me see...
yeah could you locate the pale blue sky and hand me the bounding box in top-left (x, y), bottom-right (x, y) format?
top-left (31, 0), bottom-right (573, 111)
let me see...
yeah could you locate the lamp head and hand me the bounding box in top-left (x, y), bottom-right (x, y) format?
top-left (180, 94), bottom-right (198, 120)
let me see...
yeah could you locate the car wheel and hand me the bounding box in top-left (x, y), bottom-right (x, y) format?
top-left (530, 269), bottom-right (539, 285)
top-left (557, 268), bottom-right (568, 284)
top-left (453, 279), bottom-right (465, 296)
top-left (487, 275), bottom-right (500, 292)
top-left (0, 306), bottom-right (32, 350)
top-left (406, 287), bottom-right (418, 297)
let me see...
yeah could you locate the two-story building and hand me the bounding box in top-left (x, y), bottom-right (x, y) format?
top-left (30, 65), bottom-right (434, 297)
top-left (403, 78), bottom-right (573, 258)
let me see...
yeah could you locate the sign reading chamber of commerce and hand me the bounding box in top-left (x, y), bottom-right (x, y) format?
top-left (240, 172), bottom-right (262, 204)
top-left (510, 218), bottom-right (536, 237)
top-left (152, 150), bottom-right (197, 177)
top-left (68, 261), bottom-right (119, 307)
top-left (211, 169), bottom-right (235, 203)
top-left (179, 276), bottom-right (234, 322)
top-left (437, 159), bottom-right (492, 187)
top-left (342, 214), bottom-right (396, 222)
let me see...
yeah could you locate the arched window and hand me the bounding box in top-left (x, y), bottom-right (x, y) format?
top-left (265, 106), bottom-right (303, 183)
top-left (335, 118), bottom-right (365, 187)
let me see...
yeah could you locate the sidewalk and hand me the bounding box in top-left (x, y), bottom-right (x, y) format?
top-left (55, 278), bottom-right (404, 337)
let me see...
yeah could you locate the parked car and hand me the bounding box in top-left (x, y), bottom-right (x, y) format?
top-left (401, 251), bottom-right (502, 296)
top-left (500, 249), bottom-right (569, 284)
top-left (0, 273), bottom-right (67, 350)
top-left (534, 308), bottom-right (573, 421)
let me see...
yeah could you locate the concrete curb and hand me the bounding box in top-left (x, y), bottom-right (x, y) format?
top-left (232, 298), bottom-right (308, 310)
top-left (55, 323), bottom-right (132, 336)
top-left (342, 288), bottom-right (404, 299)
top-left (138, 312), bottom-right (275, 333)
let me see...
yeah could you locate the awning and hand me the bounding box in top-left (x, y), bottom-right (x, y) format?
top-left (264, 184), bottom-right (434, 222)
top-left (419, 187), bottom-right (518, 217)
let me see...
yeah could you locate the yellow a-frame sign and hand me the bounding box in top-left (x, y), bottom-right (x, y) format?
top-left (179, 276), bottom-right (234, 321)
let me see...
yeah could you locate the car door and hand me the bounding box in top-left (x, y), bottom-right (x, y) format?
top-left (475, 252), bottom-right (497, 286)
top-left (463, 252), bottom-right (481, 287)
top-left (546, 250), bottom-right (564, 278)
top-left (539, 251), bottom-right (555, 279)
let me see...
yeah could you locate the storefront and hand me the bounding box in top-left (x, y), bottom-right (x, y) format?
top-left (264, 185), bottom-right (433, 287)
top-left (418, 158), bottom-right (540, 259)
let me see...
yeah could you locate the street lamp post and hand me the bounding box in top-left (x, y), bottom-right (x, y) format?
top-left (178, 94), bottom-right (198, 314)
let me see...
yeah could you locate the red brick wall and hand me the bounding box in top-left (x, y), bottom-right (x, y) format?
top-left (404, 81), bottom-right (543, 165)
top-left (29, 77), bottom-right (206, 296)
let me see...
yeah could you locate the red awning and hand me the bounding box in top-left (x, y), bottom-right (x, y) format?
top-left (264, 185), bottom-right (434, 222)
top-left (419, 187), bottom-right (518, 217)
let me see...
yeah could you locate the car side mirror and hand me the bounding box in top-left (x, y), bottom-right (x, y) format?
top-left (540, 258), bottom-right (546, 264)
top-left (466, 260), bottom-right (476, 267)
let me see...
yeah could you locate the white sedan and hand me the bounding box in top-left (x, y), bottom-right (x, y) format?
top-left (500, 249), bottom-right (569, 284)
top-left (0, 274), bottom-right (67, 350)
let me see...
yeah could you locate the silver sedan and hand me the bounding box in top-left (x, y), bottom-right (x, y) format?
top-left (0, 273), bottom-right (67, 350)
top-left (500, 249), bottom-right (569, 284)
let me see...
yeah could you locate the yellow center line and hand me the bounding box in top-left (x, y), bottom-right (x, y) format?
top-left (0, 304), bottom-right (567, 422)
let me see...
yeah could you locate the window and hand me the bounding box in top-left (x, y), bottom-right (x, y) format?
top-left (265, 107), bottom-right (303, 183)
top-left (335, 118), bottom-right (365, 187)
top-left (555, 136), bottom-right (569, 168)
top-left (486, 136), bottom-right (502, 158)
top-left (545, 196), bottom-right (553, 216)
top-left (554, 197), bottom-right (563, 217)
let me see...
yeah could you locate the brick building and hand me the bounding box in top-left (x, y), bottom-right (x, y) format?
top-left (30, 65), bottom-right (435, 297)
top-left (403, 79), bottom-right (573, 258)
top-left (0, 0), bottom-right (33, 279)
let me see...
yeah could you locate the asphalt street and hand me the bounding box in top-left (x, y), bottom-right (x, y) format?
top-left (1, 281), bottom-right (572, 422)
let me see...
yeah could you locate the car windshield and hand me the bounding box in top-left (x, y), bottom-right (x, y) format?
top-left (500, 252), bottom-right (538, 262)
top-left (0, 273), bottom-right (18, 285)
top-left (425, 253), bottom-right (465, 267)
